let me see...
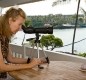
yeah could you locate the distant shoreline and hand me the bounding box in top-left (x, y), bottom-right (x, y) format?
top-left (53, 26), bottom-right (86, 29)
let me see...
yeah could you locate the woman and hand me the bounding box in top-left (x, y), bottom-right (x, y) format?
top-left (0, 7), bottom-right (45, 78)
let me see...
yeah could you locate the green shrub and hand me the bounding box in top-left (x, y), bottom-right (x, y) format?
top-left (78, 53), bottom-right (86, 57)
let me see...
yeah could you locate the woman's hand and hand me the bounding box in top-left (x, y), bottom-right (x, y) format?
top-left (28, 58), bottom-right (47, 68)
top-left (28, 58), bottom-right (42, 68)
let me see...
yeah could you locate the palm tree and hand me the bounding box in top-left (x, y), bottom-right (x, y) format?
top-left (71, 0), bottom-right (81, 54)
top-left (52, 0), bottom-right (81, 54)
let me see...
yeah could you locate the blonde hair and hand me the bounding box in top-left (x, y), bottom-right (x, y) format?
top-left (0, 7), bottom-right (26, 40)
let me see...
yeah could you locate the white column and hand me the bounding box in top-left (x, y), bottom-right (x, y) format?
top-left (0, 7), bottom-right (3, 16)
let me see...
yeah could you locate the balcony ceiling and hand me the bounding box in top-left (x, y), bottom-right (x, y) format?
top-left (0, 0), bottom-right (43, 7)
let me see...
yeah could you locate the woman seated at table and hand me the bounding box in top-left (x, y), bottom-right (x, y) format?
top-left (0, 7), bottom-right (45, 77)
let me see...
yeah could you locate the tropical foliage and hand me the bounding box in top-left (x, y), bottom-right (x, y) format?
top-left (52, 0), bottom-right (71, 6)
top-left (78, 53), bottom-right (86, 57)
top-left (29, 34), bottom-right (63, 51)
top-left (80, 8), bottom-right (86, 24)
top-left (24, 19), bottom-right (32, 27)
top-left (40, 34), bottom-right (63, 50)
top-left (26, 14), bottom-right (86, 29)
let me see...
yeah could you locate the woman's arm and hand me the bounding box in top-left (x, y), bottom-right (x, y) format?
top-left (0, 42), bottom-right (42, 72)
top-left (0, 58), bottom-right (41, 72)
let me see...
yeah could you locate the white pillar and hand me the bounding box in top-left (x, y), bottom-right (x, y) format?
top-left (0, 7), bottom-right (3, 16)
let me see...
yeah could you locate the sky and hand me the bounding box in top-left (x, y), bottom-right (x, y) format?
top-left (2, 0), bottom-right (86, 16)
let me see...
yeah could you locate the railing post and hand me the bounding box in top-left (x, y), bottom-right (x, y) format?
top-left (72, 0), bottom-right (81, 54)
top-left (0, 7), bottom-right (3, 16)
top-left (22, 45), bottom-right (27, 58)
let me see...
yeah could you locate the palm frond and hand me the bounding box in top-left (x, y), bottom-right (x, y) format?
top-left (80, 7), bottom-right (86, 15)
top-left (52, 0), bottom-right (71, 7)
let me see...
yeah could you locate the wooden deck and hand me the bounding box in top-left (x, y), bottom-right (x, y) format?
top-left (8, 61), bottom-right (86, 80)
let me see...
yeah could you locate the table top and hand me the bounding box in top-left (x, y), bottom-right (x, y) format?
top-left (8, 61), bottom-right (86, 80)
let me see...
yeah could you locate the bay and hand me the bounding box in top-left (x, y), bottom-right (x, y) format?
top-left (11, 28), bottom-right (86, 53)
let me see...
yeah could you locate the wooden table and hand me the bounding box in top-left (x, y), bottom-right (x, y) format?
top-left (8, 61), bottom-right (86, 80)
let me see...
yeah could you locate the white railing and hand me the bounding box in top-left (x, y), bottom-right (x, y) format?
top-left (10, 44), bottom-right (86, 63)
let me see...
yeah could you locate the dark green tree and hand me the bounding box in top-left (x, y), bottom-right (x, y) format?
top-left (40, 34), bottom-right (63, 50)
top-left (28, 34), bottom-right (63, 51)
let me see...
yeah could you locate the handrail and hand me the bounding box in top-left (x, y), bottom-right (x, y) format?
top-left (10, 44), bottom-right (86, 63)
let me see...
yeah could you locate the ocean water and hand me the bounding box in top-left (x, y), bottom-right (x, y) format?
top-left (11, 28), bottom-right (86, 53)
